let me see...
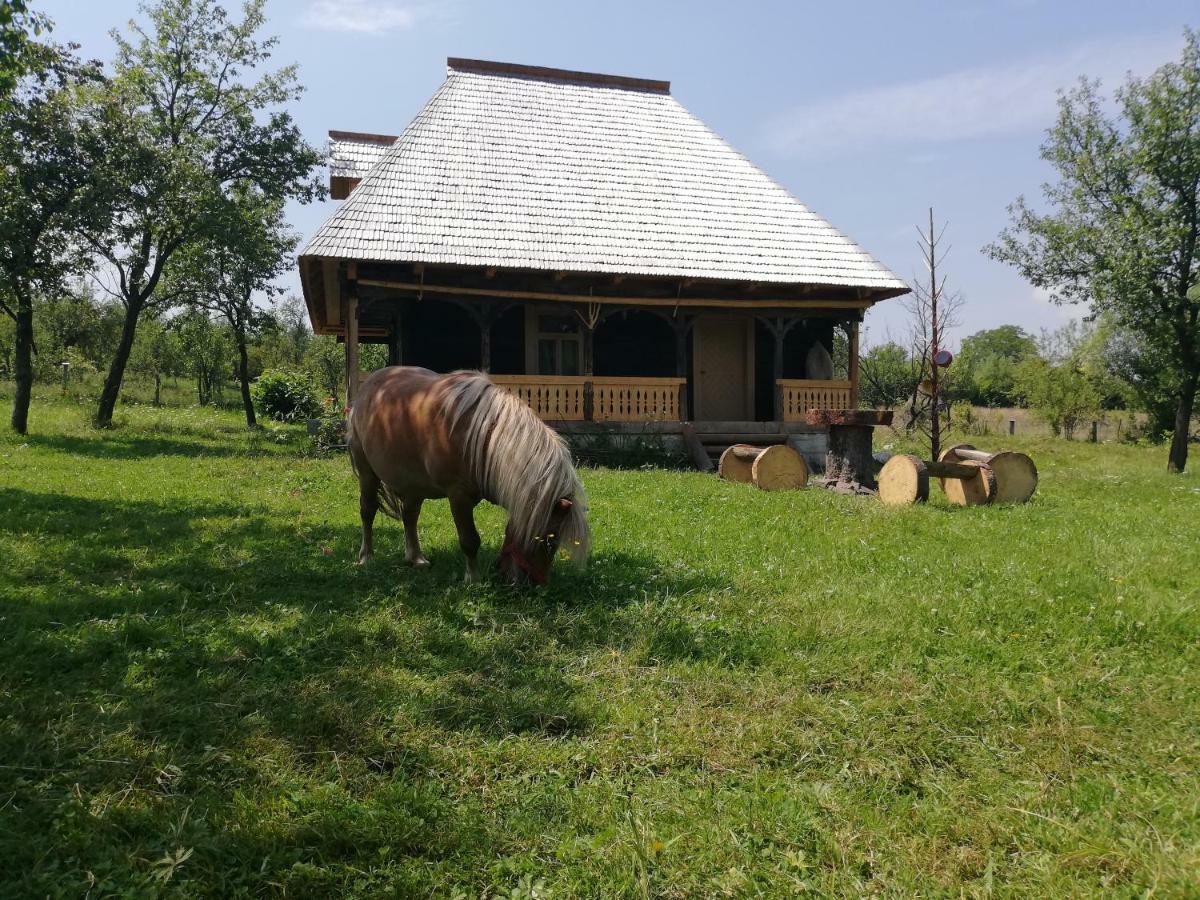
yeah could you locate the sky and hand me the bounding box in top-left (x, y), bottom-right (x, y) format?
top-left (36, 0), bottom-right (1198, 349)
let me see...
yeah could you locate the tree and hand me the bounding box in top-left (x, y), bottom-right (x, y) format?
top-left (304, 334), bottom-right (344, 408)
top-left (905, 209), bottom-right (963, 458)
top-left (858, 341), bottom-right (912, 408)
top-left (170, 188), bottom-right (298, 426)
top-left (173, 309), bottom-right (230, 405)
top-left (129, 314), bottom-right (181, 405)
top-left (988, 31), bottom-right (1200, 472)
top-left (955, 325), bottom-right (1038, 406)
top-left (0, 42), bottom-right (104, 433)
top-left (79, 0), bottom-right (321, 428)
top-left (257, 293), bottom-right (311, 370)
top-left (1015, 356), bottom-right (1099, 438)
top-left (0, 0), bottom-right (50, 103)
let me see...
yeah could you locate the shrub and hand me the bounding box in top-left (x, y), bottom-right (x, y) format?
top-left (252, 369), bottom-right (321, 422)
top-left (1014, 357), bottom-right (1098, 438)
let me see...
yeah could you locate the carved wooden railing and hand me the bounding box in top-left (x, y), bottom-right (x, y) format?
top-left (778, 379), bottom-right (853, 422)
top-left (490, 376), bottom-right (586, 421)
top-left (490, 375), bottom-right (686, 422)
top-left (592, 377), bottom-right (685, 422)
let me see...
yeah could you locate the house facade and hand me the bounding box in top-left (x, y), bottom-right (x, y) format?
top-left (298, 59), bottom-right (908, 456)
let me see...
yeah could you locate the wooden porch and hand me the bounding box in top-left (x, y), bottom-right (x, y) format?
top-left (488, 375), bottom-right (854, 423)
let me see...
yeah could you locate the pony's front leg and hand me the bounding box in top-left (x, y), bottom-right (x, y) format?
top-left (400, 497), bottom-right (430, 568)
top-left (449, 495), bottom-right (482, 583)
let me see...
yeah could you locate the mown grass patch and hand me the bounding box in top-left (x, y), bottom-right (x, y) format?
top-left (1, 393), bottom-right (1197, 896)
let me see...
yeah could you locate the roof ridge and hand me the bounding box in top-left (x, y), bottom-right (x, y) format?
top-left (329, 129), bottom-right (399, 144)
top-left (446, 57), bottom-right (670, 94)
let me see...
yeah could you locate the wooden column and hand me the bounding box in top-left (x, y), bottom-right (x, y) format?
top-left (344, 284), bottom-right (360, 405)
top-left (582, 326), bottom-right (595, 376)
top-left (848, 320), bottom-right (861, 409)
top-left (480, 318), bottom-right (492, 372)
top-left (387, 308), bottom-right (402, 367)
top-left (673, 318), bottom-right (690, 421)
top-left (772, 322), bottom-right (785, 422)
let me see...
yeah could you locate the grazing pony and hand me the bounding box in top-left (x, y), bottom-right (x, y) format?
top-left (347, 367), bottom-right (590, 585)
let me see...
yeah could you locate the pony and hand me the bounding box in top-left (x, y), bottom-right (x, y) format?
top-left (347, 367), bottom-right (590, 585)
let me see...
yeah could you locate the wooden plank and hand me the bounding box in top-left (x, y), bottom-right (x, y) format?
top-left (356, 277), bottom-right (873, 311)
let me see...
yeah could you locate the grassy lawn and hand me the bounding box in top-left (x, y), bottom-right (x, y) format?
top-left (1, 390), bottom-right (1198, 897)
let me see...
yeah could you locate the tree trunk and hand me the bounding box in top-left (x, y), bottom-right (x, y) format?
top-left (236, 331), bottom-right (256, 428)
top-left (1167, 368), bottom-right (1198, 473)
top-left (10, 287), bottom-right (33, 435)
top-left (96, 299), bottom-right (143, 428)
top-left (154, 372), bottom-right (162, 406)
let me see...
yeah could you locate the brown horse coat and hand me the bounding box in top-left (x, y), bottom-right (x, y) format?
top-left (348, 366), bottom-right (589, 584)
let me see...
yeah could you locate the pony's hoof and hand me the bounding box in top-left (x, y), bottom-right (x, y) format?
top-left (408, 556), bottom-right (431, 569)
top-left (355, 555), bottom-right (372, 566)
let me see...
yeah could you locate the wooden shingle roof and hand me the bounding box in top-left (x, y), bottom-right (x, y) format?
top-left (302, 58), bottom-right (907, 291)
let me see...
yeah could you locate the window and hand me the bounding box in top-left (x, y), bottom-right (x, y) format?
top-left (536, 313), bottom-right (582, 375)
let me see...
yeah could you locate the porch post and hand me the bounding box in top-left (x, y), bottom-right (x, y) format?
top-left (480, 318), bottom-right (492, 372)
top-left (673, 319), bottom-right (690, 421)
top-left (772, 319), bottom-right (785, 422)
top-left (847, 320), bottom-right (861, 408)
top-left (387, 307), bottom-right (402, 367)
top-left (344, 284), bottom-right (360, 405)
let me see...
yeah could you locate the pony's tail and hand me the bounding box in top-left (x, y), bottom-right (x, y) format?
top-left (347, 403), bottom-right (404, 521)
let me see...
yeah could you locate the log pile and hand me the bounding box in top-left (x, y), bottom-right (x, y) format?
top-left (718, 444), bottom-right (809, 492)
top-left (878, 443), bottom-right (1038, 507)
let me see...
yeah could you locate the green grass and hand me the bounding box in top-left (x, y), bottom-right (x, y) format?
top-left (1, 387), bottom-right (1198, 897)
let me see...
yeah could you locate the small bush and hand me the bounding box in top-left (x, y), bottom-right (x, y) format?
top-left (252, 369), bottom-right (321, 422)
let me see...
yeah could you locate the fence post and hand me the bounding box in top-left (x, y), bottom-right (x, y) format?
top-left (1008, 418), bottom-right (1016, 436)
top-left (1090, 420), bottom-right (1099, 443)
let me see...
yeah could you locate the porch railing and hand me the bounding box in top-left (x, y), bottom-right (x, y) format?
top-left (778, 379), bottom-right (853, 421)
top-left (490, 375), bottom-right (685, 422)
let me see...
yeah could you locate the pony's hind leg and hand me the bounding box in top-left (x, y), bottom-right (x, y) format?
top-left (449, 495), bottom-right (482, 583)
top-left (400, 497), bottom-right (430, 568)
top-left (355, 462), bottom-right (380, 565)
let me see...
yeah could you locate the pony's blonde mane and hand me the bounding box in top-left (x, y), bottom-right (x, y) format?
top-left (442, 372), bottom-right (590, 564)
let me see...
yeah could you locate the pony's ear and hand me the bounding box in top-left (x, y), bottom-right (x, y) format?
top-left (550, 497), bottom-right (573, 523)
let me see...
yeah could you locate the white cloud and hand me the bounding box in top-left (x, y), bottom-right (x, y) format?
top-left (300, 0), bottom-right (429, 34)
top-left (764, 33), bottom-right (1182, 159)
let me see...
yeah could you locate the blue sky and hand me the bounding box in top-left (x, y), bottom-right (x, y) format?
top-left (39, 0), bottom-right (1197, 347)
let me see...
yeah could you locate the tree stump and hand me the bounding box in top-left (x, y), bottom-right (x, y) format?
top-left (805, 409), bottom-right (894, 493)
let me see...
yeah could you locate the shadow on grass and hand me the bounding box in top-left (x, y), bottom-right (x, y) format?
top-left (0, 485), bottom-right (733, 888)
top-left (23, 431), bottom-right (295, 460)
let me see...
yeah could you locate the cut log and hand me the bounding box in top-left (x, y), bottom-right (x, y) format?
top-left (878, 454), bottom-right (930, 506)
top-left (938, 460), bottom-right (997, 507)
top-left (939, 444), bottom-right (1038, 503)
top-left (751, 444), bottom-right (809, 491)
top-left (718, 443), bottom-right (808, 491)
top-left (718, 444), bottom-right (757, 483)
top-left (878, 454), bottom-right (996, 506)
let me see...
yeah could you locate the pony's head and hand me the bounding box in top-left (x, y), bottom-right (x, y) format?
top-left (497, 494), bottom-right (588, 586)
top-left (444, 372), bottom-right (591, 587)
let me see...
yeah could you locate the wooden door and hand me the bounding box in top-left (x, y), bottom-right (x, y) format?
top-left (694, 315), bottom-right (753, 421)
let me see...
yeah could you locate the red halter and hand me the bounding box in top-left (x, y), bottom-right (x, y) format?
top-left (499, 539), bottom-right (547, 585)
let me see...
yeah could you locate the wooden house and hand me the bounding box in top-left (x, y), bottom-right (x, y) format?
top-left (298, 58), bottom-right (908, 460)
